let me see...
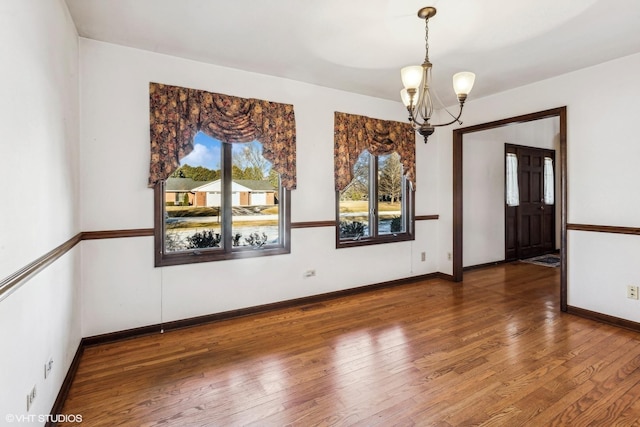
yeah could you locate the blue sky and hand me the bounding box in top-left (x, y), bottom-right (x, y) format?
top-left (180, 132), bottom-right (221, 170)
top-left (181, 132), bottom-right (267, 172)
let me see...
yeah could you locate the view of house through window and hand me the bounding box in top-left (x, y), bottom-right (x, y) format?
top-left (338, 150), bottom-right (412, 245)
top-left (161, 132), bottom-right (286, 261)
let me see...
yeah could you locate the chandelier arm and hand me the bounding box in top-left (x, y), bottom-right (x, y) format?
top-left (431, 83), bottom-right (463, 124)
top-left (431, 103), bottom-right (465, 127)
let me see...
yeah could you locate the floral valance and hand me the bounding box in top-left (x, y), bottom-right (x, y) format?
top-left (148, 82), bottom-right (297, 190)
top-left (334, 111), bottom-right (416, 191)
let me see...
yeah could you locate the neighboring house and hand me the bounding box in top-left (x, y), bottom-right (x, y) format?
top-left (191, 179), bottom-right (276, 207)
top-left (164, 177), bottom-right (211, 206)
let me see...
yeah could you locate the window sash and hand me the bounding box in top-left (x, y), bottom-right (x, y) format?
top-left (155, 142), bottom-right (290, 266)
top-left (337, 152), bottom-right (414, 247)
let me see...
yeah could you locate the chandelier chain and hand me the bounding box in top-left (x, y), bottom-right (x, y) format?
top-left (424, 17), bottom-right (430, 63)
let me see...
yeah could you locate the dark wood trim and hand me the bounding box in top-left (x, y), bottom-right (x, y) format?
top-left (463, 259), bottom-right (509, 271)
top-left (46, 340), bottom-right (85, 427)
top-left (0, 213), bottom-right (437, 304)
top-left (455, 108), bottom-right (565, 135)
top-left (0, 233), bottom-right (82, 303)
top-left (83, 324), bottom-right (162, 347)
top-left (453, 129), bottom-right (463, 282)
top-left (416, 214), bottom-right (439, 221)
top-left (567, 305), bottom-right (640, 333)
top-left (82, 228), bottom-right (154, 240)
top-left (164, 274), bottom-right (441, 334)
top-left (84, 272), bottom-right (442, 346)
top-left (567, 223), bottom-right (640, 236)
top-left (452, 107), bottom-right (567, 312)
top-left (559, 107), bottom-right (568, 312)
top-left (154, 182), bottom-right (165, 267)
top-left (435, 272), bottom-right (455, 281)
top-left (291, 221), bottom-right (335, 229)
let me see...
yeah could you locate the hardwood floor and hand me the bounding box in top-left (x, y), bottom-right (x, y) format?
top-left (60, 262), bottom-right (640, 426)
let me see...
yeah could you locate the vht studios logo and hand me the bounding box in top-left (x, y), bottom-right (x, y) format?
top-left (6, 413), bottom-right (83, 423)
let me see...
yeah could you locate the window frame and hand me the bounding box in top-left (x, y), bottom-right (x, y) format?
top-left (335, 151), bottom-right (415, 249)
top-left (154, 141), bottom-right (291, 267)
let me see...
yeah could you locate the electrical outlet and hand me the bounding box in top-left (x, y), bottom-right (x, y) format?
top-left (421, 252), bottom-right (426, 262)
top-left (44, 357), bottom-right (53, 379)
top-left (26, 385), bottom-right (36, 411)
top-left (627, 285), bottom-right (639, 300)
top-left (304, 269), bottom-right (316, 278)
top-left (447, 252), bottom-right (452, 261)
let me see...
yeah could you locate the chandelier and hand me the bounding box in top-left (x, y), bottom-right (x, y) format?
top-left (400, 6), bottom-right (475, 143)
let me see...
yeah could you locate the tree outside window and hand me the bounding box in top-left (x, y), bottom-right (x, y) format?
top-left (337, 150), bottom-right (413, 247)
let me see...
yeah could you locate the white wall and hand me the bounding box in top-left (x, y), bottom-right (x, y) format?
top-left (78, 39), bottom-right (440, 337)
top-left (436, 52), bottom-right (640, 322)
top-left (463, 118), bottom-right (560, 267)
top-left (0, 0), bottom-right (81, 422)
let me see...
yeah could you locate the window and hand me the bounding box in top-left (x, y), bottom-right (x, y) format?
top-left (544, 157), bottom-right (554, 205)
top-left (333, 111), bottom-right (416, 247)
top-left (337, 150), bottom-right (414, 247)
top-left (155, 133), bottom-right (290, 266)
top-left (149, 83), bottom-right (296, 267)
top-left (505, 152), bottom-right (554, 207)
top-left (506, 153), bottom-right (519, 207)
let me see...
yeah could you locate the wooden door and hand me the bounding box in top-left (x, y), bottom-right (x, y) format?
top-left (505, 145), bottom-right (555, 260)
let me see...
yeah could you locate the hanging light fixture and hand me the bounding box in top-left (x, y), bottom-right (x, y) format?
top-left (400, 6), bottom-right (475, 143)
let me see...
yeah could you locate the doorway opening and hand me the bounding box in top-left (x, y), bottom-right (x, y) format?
top-left (452, 107), bottom-right (567, 311)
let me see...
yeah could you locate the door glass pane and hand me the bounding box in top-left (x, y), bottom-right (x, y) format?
top-left (231, 141), bottom-right (280, 248)
top-left (506, 153), bottom-right (520, 207)
top-left (339, 150), bottom-right (370, 239)
top-left (164, 132), bottom-right (222, 252)
top-left (544, 157), bottom-right (554, 205)
top-left (377, 152), bottom-right (404, 235)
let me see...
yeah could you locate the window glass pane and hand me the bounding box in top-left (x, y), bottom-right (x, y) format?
top-left (544, 157), bottom-right (554, 205)
top-left (164, 132), bottom-right (222, 252)
top-left (506, 153), bottom-right (520, 207)
top-left (231, 141), bottom-right (280, 248)
top-left (377, 152), bottom-right (404, 235)
top-left (339, 150), bottom-right (371, 239)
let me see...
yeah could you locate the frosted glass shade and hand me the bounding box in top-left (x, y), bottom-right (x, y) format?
top-left (401, 65), bottom-right (423, 90)
top-left (400, 89), bottom-right (412, 107)
top-left (452, 71), bottom-right (476, 95)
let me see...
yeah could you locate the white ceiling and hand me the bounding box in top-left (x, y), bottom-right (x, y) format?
top-left (65, 0), bottom-right (640, 106)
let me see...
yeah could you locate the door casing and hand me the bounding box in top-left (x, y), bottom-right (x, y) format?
top-left (452, 107), bottom-right (567, 311)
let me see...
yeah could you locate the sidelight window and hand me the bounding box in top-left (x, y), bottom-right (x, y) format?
top-left (506, 153), bottom-right (520, 207)
top-left (544, 157), bottom-right (554, 205)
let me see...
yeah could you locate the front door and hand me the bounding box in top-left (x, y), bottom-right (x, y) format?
top-left (505, 145), bottom-right (556, 260)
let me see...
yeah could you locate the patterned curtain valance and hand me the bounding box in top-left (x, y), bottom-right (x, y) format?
top-left (148, 82), bottom-right (297, 190)
top-left (334, 111), bottom-right (416, 191)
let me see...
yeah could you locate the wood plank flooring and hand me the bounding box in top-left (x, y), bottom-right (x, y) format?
top-left (60, 262), bottom-right (640, 426)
